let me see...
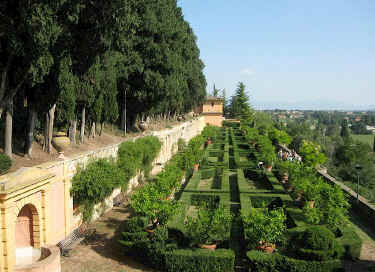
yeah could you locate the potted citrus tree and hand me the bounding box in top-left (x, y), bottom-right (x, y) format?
top-left (186, 203), bottom-right (232, 250)
top-left (241, 207), bottom-right (286, 253)
top-left (131, 185), bottom-right (179, 233)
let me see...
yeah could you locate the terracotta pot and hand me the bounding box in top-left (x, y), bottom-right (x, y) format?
top-left (193, 164), bottom-right (199, 172)
top-left (295, 191), bottom-right (303, 202)
top-left (281, 173), bottom-right (289, 183)
top-left (52, 132), bottom-right (70, 152)
top-left (305, 200), bottom-right (315, 209)
top-left (265, 165), bottom-right (273, 172)
top-left (145, 227), bottom-right (154, 235)
top-left (257, 243), bottom-right (275, 254)
top-left (285, 184), bottom-right (294, 192)
top-left (200, 244), bottom-right (217, 250)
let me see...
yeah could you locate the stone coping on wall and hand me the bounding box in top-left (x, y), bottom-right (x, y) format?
top-left (0, 167), bottom-right (55, 195)
top-left (318, 168), bottom-right (375, 210)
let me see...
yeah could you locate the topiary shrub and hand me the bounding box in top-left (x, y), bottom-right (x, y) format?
top-left (165, 249), bottom-right (235, 272)
top-left (293, 226), bottom-right (344, 261)
top-left (0, 153), bottom-right (12, 174)
top-left (247, 250), bottom-right (343, 272)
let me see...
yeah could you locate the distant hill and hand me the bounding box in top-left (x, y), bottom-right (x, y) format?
top-left (254, 99), bottom-right (375, 111)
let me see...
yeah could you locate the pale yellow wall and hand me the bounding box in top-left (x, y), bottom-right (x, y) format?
top-left (48, 180), bottom-right (66, 244)
top-left (204, 115), bottom-right (223, 127)
top-left (202, 101), bottom-right (223, 113)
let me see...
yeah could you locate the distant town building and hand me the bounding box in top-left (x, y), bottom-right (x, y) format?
top-left (195, 96), bottom-right (224, 127)
top-left (366, 125), bottom-right (375, 134)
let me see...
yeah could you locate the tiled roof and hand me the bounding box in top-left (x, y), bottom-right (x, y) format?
top-left (206, 96), bottom-right (224, 101)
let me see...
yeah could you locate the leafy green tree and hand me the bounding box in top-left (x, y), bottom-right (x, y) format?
top-left (299, 140), bottom-right (327, 167)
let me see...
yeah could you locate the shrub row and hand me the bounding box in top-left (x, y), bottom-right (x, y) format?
top-left (247, 250), bottom-right (343, 272)
top-left (165, 249), bottom-right (235, 272)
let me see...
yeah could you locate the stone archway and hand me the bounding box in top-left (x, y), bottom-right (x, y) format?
top-left (15, 204), bottom-right (40, 248)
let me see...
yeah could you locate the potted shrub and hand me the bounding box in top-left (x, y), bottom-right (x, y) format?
top-left (206, 137), bottom-right (212, 146)
top-left (186, 203), bottom-right (232, 250)
top-left (241, 207), bottom-right (286, 253)
top-left (131, 185), bottom-right (179, 233)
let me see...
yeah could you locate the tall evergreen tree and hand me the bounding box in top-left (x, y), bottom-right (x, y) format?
top-left (229, 82), bottom-right (252, 119)
top-left (340, 119), bottom-right (351, 140)
top-left (213, 84), bottom-right (220, 96)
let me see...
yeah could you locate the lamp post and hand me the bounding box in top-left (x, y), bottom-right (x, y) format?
top-left (355, 164), bottom-right (362, 203)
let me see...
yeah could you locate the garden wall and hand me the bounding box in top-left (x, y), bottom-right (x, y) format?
top-left (66, 117), bottom-right (205, 236)
top-left (0, 117), bottom-right (205, 252)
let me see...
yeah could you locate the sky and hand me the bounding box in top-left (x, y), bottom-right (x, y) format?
top-left (178, 0), bottom-right (375, 110)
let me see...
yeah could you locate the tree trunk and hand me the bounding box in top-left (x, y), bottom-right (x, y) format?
top-left (121, 107), bottom-right (126, 130)
top-left (89, 122), bottom-right (96, 139)
top-left (69, 118), bottom-right (77, 146)
top-left (25, 104), bottom-right (37, 158)
top-left (43, 112), bottom-right (49, 151)
top-left (80, 106), bottom-right (86, 144)
top-left (44, 104), bottom-right (56, 153)
top-left (99, 122), bottom-right (104, 136)
top-left (4, 98), bottom-right (13, 158)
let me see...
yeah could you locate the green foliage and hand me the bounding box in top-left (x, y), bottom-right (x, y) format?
top-left (228, 82), bottom-right (253, 120)
top-left (241, 207), bottom-right (286, 247)
top-left (117, 136), bottom-right (161, 182)
top-left (120, 218), bottom-right (175, 269)
top-left (165, 249), bottom-right (235, 272)
top-left (180, 135), bottom-right (205, 170)
top-left (71, 159), bottom-right (125, 222)
top-left (293, 226), bottom-right (344, 261)
top-left (340, 119), bottom-right (351, 139)
top-left (255, 135), bottom-right (277, 166)
top-left (247, 250), bottom-right (343, 272)
top-left (186, 203), bottom-right (232, 245)
top-left (269, 128), bottom-right (292, 146)
top-left (299, 140), bottom-right (326, 167)
top-left (117, 141), bottom-right (142, 182)
top-left (338, 226), bottom-right (362, 260)
top-left (136, 136), bottom-right (162, 176)
top-left (0, 153), bottom-right (12, 174)
top-left (303, 183), bottom-right (350, 229)
top-left (131, 185), bottom-right (180, 227)
top-left (201, 125), bottom-right (221, 142)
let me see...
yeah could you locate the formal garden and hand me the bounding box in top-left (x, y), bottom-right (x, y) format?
top-left (114, 121), bottom-right (363, 272)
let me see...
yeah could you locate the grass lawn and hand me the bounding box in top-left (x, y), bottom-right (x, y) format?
top-left (352, 134), bottom-right (374, 149)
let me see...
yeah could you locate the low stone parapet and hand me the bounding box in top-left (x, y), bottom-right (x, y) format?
top-left (15, 246), bottom-right (61, 272)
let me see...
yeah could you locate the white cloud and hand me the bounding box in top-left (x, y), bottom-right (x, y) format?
top-left (240, 68), bottom-right (255, 77)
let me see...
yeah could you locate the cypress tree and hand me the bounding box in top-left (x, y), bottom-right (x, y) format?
top-left (340, 119), bottom-right (351, 140)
